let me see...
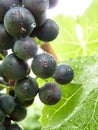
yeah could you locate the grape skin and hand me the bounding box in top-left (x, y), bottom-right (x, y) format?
top-left (10, 105), bottom-right (27, 121)
top-left (4, 6), bottom-right (36, 37)
top-left (0, 24), bottom-right (14, 50)
top-left (0, 94), bottom-right (16, 115)
top-left (14, 76), bottom-right (39, 100)
top-left (1, 53), bottom-right (29, 80)
top-left (0, 0), bottom-right (19, 22)
top-left (0, 109), bottom-right (5, 125)
top-left (22, 0), bottom-right (49, 15)
top-left (54, 63), bottom-right (74, 84)
top-left (39, 82), bottom-right (62, 105)
top-left (31, 52), bottom-right (57, 78)
top-left (34, 19), bottom-right (59, 42)
top-left (13, 36), bottom-right (38, 60)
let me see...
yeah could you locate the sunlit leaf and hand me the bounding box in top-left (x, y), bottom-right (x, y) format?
top-left (40, 55), bottom-right (98, 130)
top-left (77, 0), bottom-right (98, 56)
top-left (50, 14), bottom-right (81, 61)
top-left (49, 0), bottom-right (98, 62)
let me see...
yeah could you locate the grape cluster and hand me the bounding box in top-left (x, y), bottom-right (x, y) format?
top-left (0, 0), bottom-right (74, 129)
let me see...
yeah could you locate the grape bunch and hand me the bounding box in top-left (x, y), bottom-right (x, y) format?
top-left (0, 0), bottom-right (74, 129)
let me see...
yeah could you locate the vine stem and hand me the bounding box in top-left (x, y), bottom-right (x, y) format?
top-left (41, 42), bottom-right (60, 63)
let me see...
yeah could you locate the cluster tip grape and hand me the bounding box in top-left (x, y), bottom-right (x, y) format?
top-left (0, 0), bottom-right (74, 129)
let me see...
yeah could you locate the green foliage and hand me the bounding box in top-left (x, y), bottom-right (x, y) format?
top-left (39, 0), bottom-right (98, 129)
top-left (40, 55), bottom-right (98, 130)
top-left (50, 0), bottom-right (98, 61)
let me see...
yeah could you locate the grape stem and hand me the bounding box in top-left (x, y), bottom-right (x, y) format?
top-left (41, 42), bottom-right (60, 63)
top-left (0, 83), bottom-right (13, 89)
top-left (0, 53), bottom-right (4, 60)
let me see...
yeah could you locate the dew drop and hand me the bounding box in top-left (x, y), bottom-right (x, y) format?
top-left (44, 62), bottom-right (48, 68)
top-left (22, 5), bottom-right (25, 7)
top-left (24, 83), bottom-right (28, 90)
top-left (31, 23), bottom-right (36, 28)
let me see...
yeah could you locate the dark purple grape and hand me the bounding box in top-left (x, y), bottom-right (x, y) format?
top-left (33, 12), bottom-right (47, 27)
top-left (22, 0), bottom-right (49, 15)
top-left (15, 97), bottom-right (34, 107)
top-left (13, 36), bottom-right (38, 60)
top-left (34, 19), bottom-right (59, 42)
top-left (4, 6), bottom-right (36, 37)
top-left (39, 82), bottom-right (61, 105)
top-left (3, 117), bottom-right (11, 127)
top-left (31, 52), bottom-right (57, 78)
top-left (0, 0), bottom-right (19, 22)
top-left (0, 125), bottom-right (6, 130)
top-left (54, 63), bottom-right (74, 84)
top-left (0, 94), bottom-right (16, 114)
top-left (0, 24), bottom-right (14, 50)
top-left (10, 105), bottom-right (27, 121)
top-left (49, 0), bottom-right (59, 8)
top-left (1, 53), bottom-right (29, 80)
top-left (14, 76), bottom-right (39, 100)
top-left (6, 124), bottom-right (23, 130)
top-left (0, 109), bottom-right (5, 125)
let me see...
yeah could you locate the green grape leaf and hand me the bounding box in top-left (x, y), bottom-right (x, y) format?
top-left (50, 0), bottom-right (98, 61)
top-left (40, 55), bottom-right (98, 130)
top-left (51, 14), bottom-right (81, 61)
top-left (77, 0), bottom-right (98, 56)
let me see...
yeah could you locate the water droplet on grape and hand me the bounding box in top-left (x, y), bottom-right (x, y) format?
top-left (22, 5), bottom-right (25, 7)
top-left (31, 23), bottom-right (36, 28)
top-left (24, 83), bottom-right (28, 90)
top-left (44, 62), bottom-right (48, 68)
